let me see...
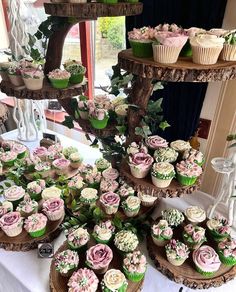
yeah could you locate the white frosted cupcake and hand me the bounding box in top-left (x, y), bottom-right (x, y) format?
top-left (80, 188), bottom-right (98, 205)
top-left (151, 162), bottom-right (175, 188)
top-left (154, 147), bottom-right (178, 163)
top-left (4, 185), bottom-right (25, 208)
top-left (137, 192), bottom-right (157, 207)
top-left (0, 211), bottom-right (23, 237)
top-left (101, 269), bottom-right (128, 292)
top-left (122, 196), bottom-right (141, 217)
top-left (170, 140), bottom-right (191, 154)
top-left (41, 186), bottom-right (62, 201)
top-left (95, 158), bottom-right (111, 172)
top-left (185, 206), bottom-right (206, 225)
top-left (69, 152), bottom-right (83, 169)
top-left (52, 158), bottom-right (70, 176)
top-left (114, 230), bottom-right (139, 254)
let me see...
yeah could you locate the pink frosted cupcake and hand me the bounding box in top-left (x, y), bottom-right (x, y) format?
top-left (46, 150), bottom-right (65, 163)
top-left (24, 213), bottom-right (47, 238)
top-left (0, 211), bottom-right (23, 237)
top-left (128, 152), bottom-right (153, 179)
top-left (52, 158), bottom-right (70, 176)
top-left (16, 195), bottom-right (38, 217)
top-left (0, 201), bottom-right (13, 218)
top-left (86, 244), bottom-right (113, 274)
top-left (84, 169), bottom-right (101, 189)
top-left (176, 160), bottom-right (202, 186)
top-left (145, 135), bottom-right (168, 150)
top-left (151, 219), bottom-right (173, 247)
top-left (123, 250), bottom-right (147, 282)
top-left (100, 179), bottom-right (119, 193)
top-left (100, 192), bottom-right (120, 215)
top-left (23, 155), bottom-right (41, 173)
top-left (27, 179), bottom-right (46, 201)
top-left (68, 268), bottom-right (99, 292)
top-left (55, 249), bottom-right (79, 277)
top-left (48, 143), bottom-right (63, 153)
top-left (102, 168), bottom-right (119, 181)
top-left (34, 162), bottom-right (51, 178)
top-left (165, 239), bottom-right (190, 266)
top-left (12, 143), bottom-right (27, 159)
top-left (127, 142), bottom-right (148, 156)
top-left (67, 227), bottom-right (90, 250)
top-left (0, 151), bottom-right (17, 167)
top-left (42, 198), bottom-right (64, 221)
top-left (4, 185), bottom-right (25, 208)
top-left (33, 146), bottom-right (48, 161)
top-left (183, 224), bottom-right (206, 250)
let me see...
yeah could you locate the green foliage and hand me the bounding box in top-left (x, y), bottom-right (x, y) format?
top-left (62, 116), bottom-right (74, 129)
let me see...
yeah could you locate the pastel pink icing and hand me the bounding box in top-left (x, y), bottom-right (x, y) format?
top-left (35, 162), bottom-right (51, 171)
top-left (43, 198), bottom-right (64, 214)
top-left (0, 211), bottom-right (23, 230)
top-left (4, 186), bottom-right (25, 201)
top-left (86, 244), bottom-right (113, 269)
top-left (176, 160), bottom-right (202, 177)
top-left (12, 143), bottom-right (26, 154)
top-left (154, 31), bottom-right (188, 47)
top-left (146, 135), bottom-right (168, 149)
top-left (48, 143), bottom-right (63, 153)
top-left (129, 152), bottom-right (154, 169)
top-left (24, 213), bottom-right (47, 232)
top-left (0, 151), bottom-right (17, 162)
top-left (16, 195), bottom-right (38, 213)
top-left (52, 158), bottom-right (70, 169)
top-left (128, 27), bottom-right (155, 41)
top-left (33, 146), bottom-right (48, 157)
top-left (193, 245), bottom-right (221, 272)
top-left (100, 179), bottom-right (119, 193)
top-left (102, 168), bottom-right (119, 180)
top-left (67, 268), bottom-right (99, 292)
top-left (100, 192), bottom-right (120, 207)
top-left (123, 250), bottom-right (147, 274)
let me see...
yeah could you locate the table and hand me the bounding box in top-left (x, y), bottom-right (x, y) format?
top-left (0, 130), bottom-right (236, 292)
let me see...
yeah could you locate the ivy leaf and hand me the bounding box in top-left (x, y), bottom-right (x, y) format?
top-left (4, 182), bottom-right (12, 188)
top-left (34, 30), bottom-right (42, 40)
top-left (62, 116), bottom-right (74, 129)
top-left (116, 126), bottom-right (126, 135)
top-left (90, 138), bottom-right (99, 147)
top-left (93, 207), bottom-right (105, 221)
top-left (71, 199), bottom-right (77, 209)
top-left (69, 217), bottom-right (80, 226)
top-left (152, 81), bottom-right (164, 92)
top-left (28, 33), bottom-right (36, 47)
top-left (113, 215), bottom-right (123, 229)
top-left (159, 120), bottom-right (171, 131)
top-left (30, 48), bottom-right (42, 61)
top-left (77, 213), bottom-right (88, 223)
top-left (142, 125), bottom-right (152, 137)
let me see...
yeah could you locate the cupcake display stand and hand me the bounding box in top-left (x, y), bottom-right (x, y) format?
top-left (0, 216), bottom-right (63, 251)
top-left (50, 240), bottom-right (144, 292)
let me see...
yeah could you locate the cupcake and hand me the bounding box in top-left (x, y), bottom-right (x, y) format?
top-left (161, 208), bottom-right (184, 227)
top-left (68, 268), bottom-right (99, 292)
top-left (218, 238), bottom-right (236, 266)
top-left (137, 192), bottom-right (157, 207)
top-left (183, 224), bottom-right (206, 250)
top-left (80, 188), bottom-right (98, 205)
top-left (68, 175), bottom-right (84, 197)
top-left (4, 185), bottom-right (25, 208)
top-left (100, 179), bottom-right (119, 193)
top-left (185, 206), bottom-right (206, 225)
top-left (48, 69), bottom-right (71, 89)
top-left (62, 146), bottom-right (78, 159)
top-left (100, 192), bottom-right (120, 215)
top-left (102, 168), bottom-right (119, 181)
top-left (128, 152), bottom-right (154, 179)
top-left (34, 162), bottom-right (51, 178)
top-left (0, 151), bottom-right (17, 167)
top-left (12, 143), bottom-right (27, 159)
top-left (42, 198), bottom-right (64, 221)
top-left (24, 213), bottom-right (47, 238)
top-left (33, 146), bottom-right (48, 161)
top-left (190, 34), bottom-right (225, 65)
top-left (52, 158), bottom-right (70, 176)
top-left (153, 31), bottom-right (188, 63)
top-left (122, 196), bottom-right (141, 217)
top-left (27, 179), bottom-right (46, 201)
top-left (182, 148), bottom-right (205, 166)
top-left (117, 184), bottom-right (135, 201)
top-left (151, 162), bottom-right (175, 188)
top-left (145, 135), bottom-right (168, 150)
top-left (23, 155), bottom-right (41, 173)
top-left (0, 201), bottom-right (13, 218)
top-left (114, 230), bottom-right (139, 254)
top-left (86, 244), bottom-right (113, 274)
top-left (48, 143), bottom-right (63, 153)
top-left (55, 249), bottom-right (79, 277)
top-left (67, 227), bottom-right (90, 250)
top-left (154, 147), bottom-right (178, 163)
top-left (84, 169), bottom-right (101, 189)
top-left (193, 245), bottom-right (221, 276)
top-left (0, 211), bottom-right (23, 237)
top-left (170, 140), bottom-right (191, 155)
top-left (207, 216), bottom-right (231, 242)
top-left (128, 27), bottom-right (155, 58)
top-left (95, 158), bottom-right (111, 172)
top-left (123, 250), bottom-right (147, 282)
top-left (101, 269), bottom-right (128, 292)
top-left (127, 142), bottom-right (148, 156)
top-left (165, 239), bottom-right (190, 266)
top-left (47, 150), bottom-right (65, 162)
top-left (221, 29), bottom-right (236, 61)
top-left (93, 220), bottom-right (115, 244)
top-left (41, 186), bottom-right (62, 201)
top-left (151, 219), bottom-right (173, 247)
top-left (176, 160), bottom-right (202, 186)
top-left (16, 195), bottom-right (38, 217)
top-left (69, 152), bottom-right (83, 169)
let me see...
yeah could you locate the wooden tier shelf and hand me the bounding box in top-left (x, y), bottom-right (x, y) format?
top-left (0, 216), bottom-right (63, 252)
top-left (50, 241), bottom-right (144, 292)
top-left (118, 49), bottom-right (236, 82)
top-left (120, 160), bottom-right (201, 198)
top-left (44, 2), bottom-right (143, 19)
top-left (0, 80), bottom-right (86, 100)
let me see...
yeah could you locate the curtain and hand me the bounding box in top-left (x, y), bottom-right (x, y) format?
top-left (126, 0), bottom-right (227, 141)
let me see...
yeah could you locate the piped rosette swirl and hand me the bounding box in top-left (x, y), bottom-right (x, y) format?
top-left (55, 249), bottom-right (79, 277)
top-left (99, 192), bottom-right (120, 215)
top-left (0, 211), bottom-right (23, 237)
top-left (101, 269), bottom-right (128, 292)
top-left (183, 224), bottom-right (206, 250)
top-left (218, 238), bottom-right (236, 266)
top-left (151, 162), bottom-right (175, 188)
top-left (129, 152), bottom-right (153, 179)
top-left (86, 244), bottom-right (113, 274)
top-left (67, 227), bottom-right (90, 250)
top-left (122, 196), bottom-right (141, 217)
top-left (42, 197), bottom-right (64, 221)
top-left (24, 213), bottom-right (47, 238)
top-left (0, 151), bottom-right (17, 167)
top-left (145, 135), bottom-right (168, 150)
top-left (4, 185), bottom-right (25, 207)
top-left (185, 205), bottom-right (206, 225)
top-left (176, 160), bottom-right (202, 186)
top-left (154, 147), bottom-right (178, 163)
top-left (52, 158), bottom-right (70, 175)
top-left (67, 268), bottom-right (99, 292)
top-left (193, 245), bottom-right (221, 276)
top-left (93, 220), bottom-right (115, 244)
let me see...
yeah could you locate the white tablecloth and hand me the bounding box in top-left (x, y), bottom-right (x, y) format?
top-left (0, 130), bottom-right (236, 292)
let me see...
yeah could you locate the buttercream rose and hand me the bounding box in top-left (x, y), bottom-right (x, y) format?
top-left (86, 244), bottom-right (113, 269)
top-left (146, 135), bottom-right (168, 149)
top-left (100, 192), bottom-right (120, 207)
top-left (43, 198), bottom-right (64, 212)
top-left (0, 211), bottom-right (23, 229)
top-left (193, 245), bottom-right (221, 273)
top-left (129, 152), bottom-right (153, 168)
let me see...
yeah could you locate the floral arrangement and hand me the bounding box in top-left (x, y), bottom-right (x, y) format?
top-left (207, 216), bottom-right (231, 235)
top-left (94, 95), bottom-right (113, 111)
top-left (89, 106), bottom-right (109, 121)
top-left (218, 239), bottom-right (236, 258)
top-left (152, 220), bottom-right (173, 240)
top-left (21, 68), bottom-right (44, 79)
top-left (84, 169), bottom-right (101, 185)
top-left (123, 250), bottom-right (147, 274)
top-left (183, 224), bottom-right (206, 249)
top-left (77, 95), bottom-right (89, 112)
top-left (48, 69), bottom-right (71, 80)
top-left (66, 227), bottom-right (90, 247)
top-left (165, 239), bottom-right (190, 260)
top-left (127, 142), bottom-right (148, 156)
top-left (161, 208), bottom-right (185, 227)
top-left (128, 26), bottom-right (156, 41)
top-left (155, 23), bottom-right (184, 33)
top-left (55, 249), bottom-right (79, 274)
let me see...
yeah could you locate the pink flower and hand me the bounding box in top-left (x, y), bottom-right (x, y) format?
top-left (192, 231), bottom-right (204, 243)
top-left (218, 242), bottom-right (226, 250)
top-left (232, 249), bottom-right (236, 258)
top-left (86, 244), bottom-right (113, 269)
top-left (162, 228), bottom-right (173, 238)
top-left (223, 249), bottom-right (231, 257)
top-left (218, 226), bottom-right (230, 235)
top-left (176, 247), bottom-right (187, 258)
top-left (129, 152), bottom-right (153, 167)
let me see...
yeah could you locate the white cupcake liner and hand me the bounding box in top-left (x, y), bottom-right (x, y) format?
top-left (152, 44), bottom-right (183, 64)
top-left (220, 44), bottom-right (236, 61)
top-left (2, 225), bottom-right (23, 237)
top-left (167, 256), bottom-right (187, 266)
top-left (102, 204), bottom-right (119, 215)
top-left (46, 209), bottom-right (64, 221)
top-left (78, 110), bottom-right (89, 120)
top-left (191, 46), bottom-right (223, 65)
top-left (151, 175), bottom-right (173, 188)
top-left (23, 77), bottom-right (44, 91)
top-left (129, 165), bottom-right (150, 179)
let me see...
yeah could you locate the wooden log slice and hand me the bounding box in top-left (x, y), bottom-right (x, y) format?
top-left (50, 241), bottom-right (144, 292)
top-left (0, 216), bottom-right (63, 252)
top-left (44, 2), bottom-right (143, 18)
top-left (119, 160), bottom-right (201, 198)
top-left (118, 49), bottom-right (236, 82)
top-left (0, 80), bottom-right (86, 100)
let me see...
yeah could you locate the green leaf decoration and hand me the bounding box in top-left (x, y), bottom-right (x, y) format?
top-left (62, 116), bottom-right (74, 129)
top-left (69, 217), bottom-right (80, 226)
top-left (113, 215), bottom-right (123, 229)
top-left (77, 213), bottom-right (88, 223)
top-left (159, 120), bottom-right (171, 131)
top-left (116, 126), bottom-right (126, 135)
top-left (4, 182), bottom-right (12, 188)
top-left (71, 199), bottom-right (77, 210)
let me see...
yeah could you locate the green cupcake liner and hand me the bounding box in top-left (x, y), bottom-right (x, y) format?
top-left (29, 226), bottom-right (46, 238)
top-left (98, 0), bottom-right (118, 3)
top-left (89, 116), bottom-right (109, 129)
top-left (176, 173), bottom-right (197, 186)
top-left (129, 40), bottom-right (153, 58)
top-left (69, 73), bottom-right (84, 84)
top-left (68, 241), bottom-right (87, 252)
top-left (123, 266), bottom-right (145, 282)
top-left (208, 229), bottom-right (229, 242)
top-left (29, 192), bottom-right (42, 202)
top-left (195, 265), bottom-right (215, 277)
top-left (125, 0), bottom-right (139, 3)
top-left (49, 78), bottom-right (69, 89)
top-left (101, 281), bottom-right (128, 292)
top-left (218, 250), bottom-right (236, 266)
